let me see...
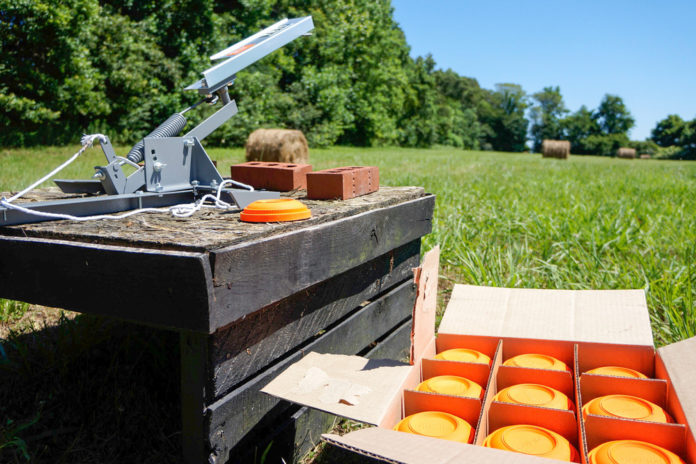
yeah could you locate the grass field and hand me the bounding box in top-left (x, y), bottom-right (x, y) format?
top-left (1, 144), bottom-right (695, 461)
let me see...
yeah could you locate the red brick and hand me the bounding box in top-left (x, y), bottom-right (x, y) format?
top-left (306, 166), bottom-right (379, 200)
top-left (230, 161), bottom-right (312, 191)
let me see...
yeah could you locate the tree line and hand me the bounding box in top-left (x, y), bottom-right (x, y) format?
top-left (529, 87), bottom-right (695, 159)
top-left (1, 0), bottom-right (692, 159)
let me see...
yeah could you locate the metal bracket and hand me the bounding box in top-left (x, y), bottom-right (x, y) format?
top-left (185, 100), bottom-right (238, 141)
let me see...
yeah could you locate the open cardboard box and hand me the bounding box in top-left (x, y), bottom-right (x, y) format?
top-left (263, 248), bottom-right (696, 463)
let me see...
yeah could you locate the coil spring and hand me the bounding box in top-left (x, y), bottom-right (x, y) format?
top-left (126, 113), bottom-right (188, 163)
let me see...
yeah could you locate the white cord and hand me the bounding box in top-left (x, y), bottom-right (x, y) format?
top-left (1, 135), bottom-right (256, 222)
top-left (169, 179), bottom-right (254, 217)
top-left (6, 134), bottom-right (107, 203)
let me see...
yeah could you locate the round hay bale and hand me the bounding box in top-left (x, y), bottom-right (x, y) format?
top-left (640, 153), bottom-right (651, 159)
top-left (541, 140), bottom-right (570, 159)
top-left (245, 129), bottom-right (309, 164)
top-left (617, 147), bottom-right (636, 159)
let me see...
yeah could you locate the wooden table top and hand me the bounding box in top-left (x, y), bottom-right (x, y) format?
top-left (0, 187), bottom-right (434, 332)
top-left (1, 186), bottom-right (427, 251)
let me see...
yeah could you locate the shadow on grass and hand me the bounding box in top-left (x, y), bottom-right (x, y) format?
top-left (0, 314), bottom-right (180, 463)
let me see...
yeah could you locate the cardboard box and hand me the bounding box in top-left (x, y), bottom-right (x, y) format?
top-left (263, 248), bottom-right (696, 463)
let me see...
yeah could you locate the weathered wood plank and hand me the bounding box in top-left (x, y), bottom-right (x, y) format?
top-left (207, 239), bottom-right (421, 400)
top-left (222, 316), bottom-right (414, 464)
top-left (3, 187), bottom-right (428, 252)
top-left (0, 236), bottom-right (213, 331)
top-left (204, 279), bottom-right (416, 464)
top-left (360, 315), bottom-right (412, 363)
top-left (209, 194), bottom-right (434, 330)
top-left (180, 331), bottom-right (208, 464)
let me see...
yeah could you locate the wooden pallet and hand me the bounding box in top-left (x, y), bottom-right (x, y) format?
top-left (0, 186), bottom-right (435, 463)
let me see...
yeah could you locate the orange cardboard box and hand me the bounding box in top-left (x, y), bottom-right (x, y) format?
top-left (262, 248), bottom-right (696, 463)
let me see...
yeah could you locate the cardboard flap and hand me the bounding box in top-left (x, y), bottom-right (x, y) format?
top-left (261, 352), bottom-right (411, 425)
top-left (323, 428), bottom-right (568, 464)
top-left (439, 285), bottom-right (653, 345)
top-left (658, 335), bottom-right (696, 431)
top-left (410, 246), bottom-right (439, 364)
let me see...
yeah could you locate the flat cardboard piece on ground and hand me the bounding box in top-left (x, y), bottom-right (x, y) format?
top-left (261, 352), bottom-right (411, 425)
top-left (410, 246), bottom-right (439, 364)
top-left (439, 284), bottom-right (653, 346)
top-left (323, 428), bottom-right (569, 464)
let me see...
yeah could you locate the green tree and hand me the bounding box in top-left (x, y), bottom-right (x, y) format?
top-left (651, 114), bottom-right (687, 147)
top-left (479, 84), bottom-right (529, 152)
top-left (561, 106), bottom-right (599, 154)
top-left (529, 86), bottom-right (568, 152)
top-left (0, 0), bottom-right (184, 147)
top-left (206, 0), bottom-right (417, 147)
top-left (397, 55), bottom-right (438, 147)
top-left (430, 69), bottom-right (484, 149)
top-left (561, 96), bottom-right (635, 157)
top-left (676, 119), bottom-right (696, 160)
top-left (594, 94), bottom-right (635, 135)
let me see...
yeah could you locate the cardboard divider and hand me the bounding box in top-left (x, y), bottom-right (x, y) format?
top-left (410, 247), bottom-right (440, 365)
top-left (497, 365), bottom-right (575, 399)
top-left (402, 390), bottom-right (482, 431)
top-left (380, 364), bottom-right (423, 428)
top-left (421, 358), bottom-right (490, 388)
top-left (654, 354), bottom-right (696, 463)
top-left (488, 401), bottom-right (579, 448)
top-left (583, 414), bottom-right (687, 458)
top-left (474, 339), bottom-right (503, 445)
top-left (502, 338), bottom-right (575, 371)
top-left (573, 344), bottom-right (592, 464)
top-left (579, 373), bottom-right (667, 406)
top-left (655, 354), bottom-right (690, 428)
top-left (577, 342), bottom-right (655, 377)
top-left (435, 333), bottom-right (499, 359)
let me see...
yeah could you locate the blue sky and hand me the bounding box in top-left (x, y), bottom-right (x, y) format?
top-left (392, 1), bottom-right (696, 141)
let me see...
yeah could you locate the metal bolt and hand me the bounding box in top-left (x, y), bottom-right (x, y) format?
top-left (153, 161), bottom-right (165, 172)
top-left (183, 138), bottom-right (195, 148)
top-left (92, 170), bottom-right (105, 180)
top-left (155, 183), bottom-right (163, 192)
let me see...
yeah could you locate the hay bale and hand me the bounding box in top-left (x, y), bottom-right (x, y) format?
top-left (542, 140), bottom-right (570, 159)
top-left (245, 129), bottom-right (309, 163)
top-left (640, 153), bottom-right (651, 159)
top-left (617, 147), bottom-right (636, 159)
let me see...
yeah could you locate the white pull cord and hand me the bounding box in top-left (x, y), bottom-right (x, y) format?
top-left (1, 135), bottom-right (254, 222)
top-left (6, 134), bottom-right (107, 203)
top-left (170, 179), bottom-right (254, 218)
